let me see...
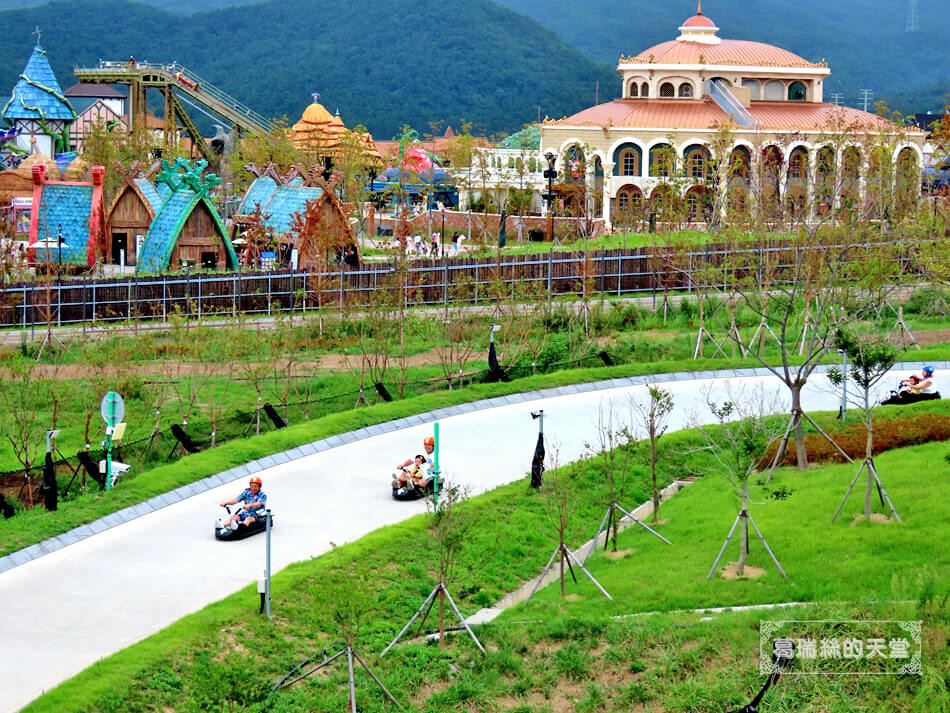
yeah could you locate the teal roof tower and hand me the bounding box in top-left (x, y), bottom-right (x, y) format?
top-left (2, 44), bottom-right (75, 125)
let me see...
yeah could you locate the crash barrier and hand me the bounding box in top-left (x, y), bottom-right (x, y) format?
top-left (2, 349), bottom-right (627, 503)
top-left (0, 239), bottom-right (919, 330)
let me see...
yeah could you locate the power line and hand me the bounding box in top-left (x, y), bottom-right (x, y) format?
top-left (860, 89), bottom-right (874, 113)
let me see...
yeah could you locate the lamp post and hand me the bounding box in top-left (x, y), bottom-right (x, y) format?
top-left (57, 225), bottom-right (63, 269)
top-left (543, 152), bottom-right (557, 243)
top-left (837, 348), bottom-right (848, 422)
top-left (440, 207), bottom-right (445, 258)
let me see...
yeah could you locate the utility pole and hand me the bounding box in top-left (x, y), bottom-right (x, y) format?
top-left (860, 89), bottom-right (874, 113)
top-left (829, 92), bottom-right (844, 107)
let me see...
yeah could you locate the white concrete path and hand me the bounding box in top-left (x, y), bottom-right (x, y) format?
top-left (2, 374), bottom-right (847, 711)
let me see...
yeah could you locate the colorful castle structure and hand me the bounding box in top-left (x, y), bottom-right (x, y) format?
top-left (1, 42), bottom-right (76, 158)
top-left (27, 163), bottom-right (106, 268)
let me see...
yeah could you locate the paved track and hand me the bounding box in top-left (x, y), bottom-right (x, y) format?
top-left (1, 374), bottom-right (847, 711)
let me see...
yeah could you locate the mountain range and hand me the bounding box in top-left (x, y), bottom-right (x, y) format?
top-left (0, 0), bottom-right (946, 144)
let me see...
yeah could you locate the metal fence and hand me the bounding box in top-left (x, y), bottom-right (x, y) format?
top-left (0, 241), bottom-right (892, 330)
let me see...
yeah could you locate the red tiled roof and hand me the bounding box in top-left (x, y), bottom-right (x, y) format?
top-left (548, 99), bottom-right (730, 130)
top-left (549, 99), bottom-right (919, 136)
top-left (682, 14), bottom-right (716, 28)
top-left (624, 39), bottom-right (825, 69)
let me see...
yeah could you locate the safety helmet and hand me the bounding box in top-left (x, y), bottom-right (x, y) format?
top-left (249, 476), bottom-right (263, 486)
top-left (424, 436), bottom-right (435, 447)
top-left (923, 365), bottom-right (934, 375)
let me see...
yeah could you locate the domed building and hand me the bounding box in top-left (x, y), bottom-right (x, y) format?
top-left (539, 3), bottom-right (926, 227)
top-left (291, 96), bottom-right (379, 163)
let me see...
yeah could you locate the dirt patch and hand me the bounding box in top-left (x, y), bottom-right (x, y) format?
top-left (564, 593), bottom-right (582, 601)
top-left (8, 348), bottom-right (452, 382)
top-left (720, 562), bottom-right (767, 580)
top-left (851, 513), bottom-right (893, 525)
top-left (604, 548), bottom-right (635, 560)
top-left (908, 327), bottom-right (950, 347)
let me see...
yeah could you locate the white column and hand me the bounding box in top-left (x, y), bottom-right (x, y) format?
top-left (602, 161), bottom-right (615, 229)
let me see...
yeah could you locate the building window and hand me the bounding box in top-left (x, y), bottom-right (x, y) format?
top-left (764, 80), bottom-right (785, 101)
top-left (620, 149), bottom-right (639, 176)
top-left (641, 82), bottom-right (649, 97)
top-left (660, 82), bottom-right (675, 98)
top-left (743, 79), bottom-right (761, 100)
top-left (685, 147), bottom-right (707, 178)
top-left (629, 81), bottom-right (639, 98)
top-left (789, 150), bottom-right (806, 180)
top-left (788, 81), bottom-right (807, 101)
top-left (678, 83), bottom-right (694, 98)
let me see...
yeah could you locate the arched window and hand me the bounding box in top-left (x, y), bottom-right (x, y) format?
top-left (764, 80), bottom-right (785, 101)
top-left (684, 146), bottom-right (708, 178)
top-left (616, 186), bottom-right (642, 213)
top-left (678, 82), bottom-right (694, 98)
top-left (528, 157), bottom-right (537, 172)
top-left (660, 82), bottom-right (675, 98)
top-left (743, 79), bottom-right (761, 100)
top-left (730, 146), bottom-right (751, 180)
top-left (641, 82), bottom-right (649, 97)
top-left (788, 149), bottom-right (807, 180)
top-left (629, 81), bottom-right (639, 98)
top-left (788, 81), bottom-right (807, 101)
top-left (619, 148), bottom-right (639, 176)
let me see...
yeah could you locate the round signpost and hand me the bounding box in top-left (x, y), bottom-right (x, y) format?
top-left (100, 392), bottom-right (125, 491)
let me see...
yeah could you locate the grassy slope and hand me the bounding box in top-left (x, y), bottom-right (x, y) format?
top-left (21, 401), bottom-right (950, 713)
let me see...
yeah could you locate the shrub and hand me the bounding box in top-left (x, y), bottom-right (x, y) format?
top-left (765, 414), bottom-right (950, 465)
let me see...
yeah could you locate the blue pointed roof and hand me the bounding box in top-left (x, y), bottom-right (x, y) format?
top-left (236, 176), bottom-right (323, 235)
top-left (236, 175), bottom-right (277, 216)
top-left (134, 176), bottom-right (165, 213)
top-left (33, 183), bottom-right (93, 265)
top-left (2, 44), bottom-right (75, 124)
top-left (137, 189), bottom-right (238, 275)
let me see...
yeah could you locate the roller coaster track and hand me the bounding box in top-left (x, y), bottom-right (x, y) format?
top-left (74, 60), bottom-right (276, 159)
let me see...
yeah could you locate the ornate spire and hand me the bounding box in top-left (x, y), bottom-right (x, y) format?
top-left (697, 0), bottom-right (702, 16)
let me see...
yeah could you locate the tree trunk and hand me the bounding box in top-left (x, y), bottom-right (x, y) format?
top-left (864, 468), bottom-right (873, 519)
top-left (738, 514), bottom-right (748, 577)
top-left (790, 385), bottom-right (808, 469)
top-left (438, 589), bottom-right (445, 649)
top-left (559, 547), bottom-right (565, 596)
top-left (651, 436), bottom-right (659, 525)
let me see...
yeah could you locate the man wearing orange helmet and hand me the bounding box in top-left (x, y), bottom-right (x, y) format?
top-left (220, 476), bottom-right (267, 530)
top-left (393, 436), bottom-right (436, 491)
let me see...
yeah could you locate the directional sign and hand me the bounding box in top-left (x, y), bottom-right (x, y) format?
top-left (100, 391), bottom-right (125, 427)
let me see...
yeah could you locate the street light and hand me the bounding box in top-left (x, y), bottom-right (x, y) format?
top-left (57, 225), bottom-right (63, 269)
top-left (440, 206), bottom-right (445, 258)
top-left (836, 348), bottom-right (848, 422)
top-left (543, 152), bottom-right (557, 242)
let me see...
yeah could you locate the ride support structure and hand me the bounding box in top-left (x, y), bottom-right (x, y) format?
top-left (73, 60), bottom-right (276, 160)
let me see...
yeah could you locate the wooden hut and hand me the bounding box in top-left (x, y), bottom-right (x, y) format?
top-left (106, 161), bottom-right (167, 267)
top-left (232, 162), bottom-right (359, 269)
top-left (136, 158), bottom-right (237, 274)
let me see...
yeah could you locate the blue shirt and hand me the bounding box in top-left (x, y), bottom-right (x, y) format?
top-left (236, 487), bottom-right (266, 511)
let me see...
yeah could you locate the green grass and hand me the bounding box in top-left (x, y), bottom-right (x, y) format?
top-left (20, 404), bottom-right (950, 713)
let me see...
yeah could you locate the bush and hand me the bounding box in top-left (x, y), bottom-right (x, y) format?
top-left (765, 414), bottom-right (950, 465)
top-left (904, 287), bottom-right (949, 317)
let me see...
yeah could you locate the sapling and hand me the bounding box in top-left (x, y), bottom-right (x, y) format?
top-left (630, 385), bottom-right (674, 525)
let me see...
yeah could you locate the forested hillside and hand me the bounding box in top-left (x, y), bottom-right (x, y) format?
top-left (0, 0), bottom-right (617, 138)
top-left (494, 0), bottom-right (950, 112)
